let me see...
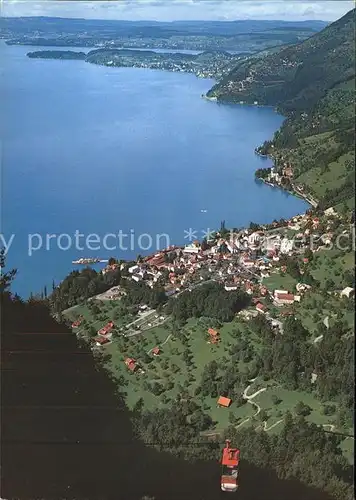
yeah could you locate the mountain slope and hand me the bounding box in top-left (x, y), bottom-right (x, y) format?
top-left (207, 9), bottom-right (354, 110)
top-left (2, 264), bottom-right (341, 499)
top-left (207, 9), bottom-right (355, 209)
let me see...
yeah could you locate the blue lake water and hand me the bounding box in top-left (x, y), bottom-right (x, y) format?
top-left (12, 45), bottom-right (249, 56)
top-left (1, 42), bottom-right (308, 297)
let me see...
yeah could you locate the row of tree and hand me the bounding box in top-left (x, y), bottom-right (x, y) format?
top-left (248, 315), bottom-right (354, 416)
top-left (50, 266), bottom-right (121, 313)
top-left (165, 282), bottom-right (251, 324)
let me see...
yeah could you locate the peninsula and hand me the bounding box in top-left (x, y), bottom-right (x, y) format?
top-left (27, 48), bottom-right (242, 79)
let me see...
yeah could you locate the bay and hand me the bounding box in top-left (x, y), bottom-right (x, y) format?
top-left (1, 43), bottom-right (308, 297)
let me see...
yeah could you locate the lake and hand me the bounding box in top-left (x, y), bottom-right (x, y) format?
top-left (1, 42), bottom-right (308, 297)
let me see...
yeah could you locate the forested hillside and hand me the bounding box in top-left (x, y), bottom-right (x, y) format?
top-left (207, 9), bottom-right (355, 209)
top-left (1, 255), bottom-right (353, 500)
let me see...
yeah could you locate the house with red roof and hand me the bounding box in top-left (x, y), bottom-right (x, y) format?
top-left (256, 303), bottom-right (267, 313)
top-left (217, 396), bottom-right (232, 408)
top-left (94, 336), bottom-right (112, 347)
top-left (208, 328), bottom-right (220, 344)
top-left (283, 166), bottom-right (294, 178)
top-left (98, 321), bottom-right (115, 337)
top-left (125, 357), bottom-right (138, 372)
top-left (274, 291), bottom-right (295, 306)
top-left (71, 318), bottom-right (82, 328)
top-left (260, 286), bottom-right (268, 296)
top-left (152, 346), bottom-right (161, 356)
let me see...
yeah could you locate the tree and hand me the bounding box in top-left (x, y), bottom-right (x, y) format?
top-left (249, 222), bottom-right (260, 231)
top-left (294, 401), bottom-right (311, 417)
top-left (133, 397), bottom-right (144, 414)
top-left (0, 249), bottom-right (17, 293)
top-left (322, 404), bottom-right (336, 416)
top-left (343, 269), bottom-right (355, 287)
top-left (304, 248), bottom-right (313, 261)
top-left (258, 409), bottom-right (268, 421)
top-left (235, 395), bottom-right (246, 408)
top-left (183, 349), bottom-right (192, 366)
top-left (335, 408), bottom-right (348, 429)
top-left (165, 381), bottom-right (174, 391)
top-left (151, 383), bottom-right (164, 396)
top-left (286, 258), bottom-right (301, 280)
top-left (201, 238), bottom-right (209, 251)
top-left (271, 394), bottom-right (282, 405)
top-left (88, 326), bottom-right (97, 337)
top-left (324, 278), bottom-right (335, 290)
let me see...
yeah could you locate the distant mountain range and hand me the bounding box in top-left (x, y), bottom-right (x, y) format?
top-left (0, 16), bottom-right (328, 37)
top-left (207, 8), bottom-right (355, 210)
top-left (0, 16), bottom-right (328, 52)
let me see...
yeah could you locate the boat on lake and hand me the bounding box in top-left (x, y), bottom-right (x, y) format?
top-left (72, 258), bottom-right (108, 265)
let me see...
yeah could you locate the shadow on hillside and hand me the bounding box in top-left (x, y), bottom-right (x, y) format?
top-left (1, 297), bottom-right (332, 500)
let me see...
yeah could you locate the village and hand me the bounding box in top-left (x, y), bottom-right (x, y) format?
top-left (255, 161), bottom-right (319, 209)
top-left (66, 204), bottom-right (354, 443)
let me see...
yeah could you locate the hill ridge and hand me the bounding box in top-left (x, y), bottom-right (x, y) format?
top-left (207, 8), bottom-right (355, 209)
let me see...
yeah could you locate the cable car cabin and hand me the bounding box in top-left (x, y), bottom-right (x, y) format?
top-left (221, 440), bottom-right (240, 493)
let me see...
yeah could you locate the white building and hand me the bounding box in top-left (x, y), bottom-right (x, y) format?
top-left (226, 240), bottom-right (238, 254)
top-left (248, 232), bottom-right (263, 248)
top-left (324, 207), bottom-right (337, 217)
top-left (183, 243), bottom-right (200, 254)
top-left (340, 287), bottom-right (354, 299)
top-left (280, 238), bottom-right (294, 254)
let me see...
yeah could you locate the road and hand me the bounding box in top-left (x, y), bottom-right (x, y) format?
top-left (314, 334), bottom-right (323, 343)
top-left (203, 379), bottom-right (346, 439)
top-left (125, 309), bottom-right (157, 330)
top-left (242, 381), bottom-right (267, 419)
top-left (201, 380), bottom-right (269, 437)
top-left (263, 419), bottom-right (283, 431)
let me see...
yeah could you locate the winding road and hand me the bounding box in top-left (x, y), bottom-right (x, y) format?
top-left (238, 380), bottom-right (267, 423)
top-left (262, 419), bottom-right (284, 431)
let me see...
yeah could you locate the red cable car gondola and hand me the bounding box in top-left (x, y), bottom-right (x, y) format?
top-left (221, 439), bottom-right (240, 492)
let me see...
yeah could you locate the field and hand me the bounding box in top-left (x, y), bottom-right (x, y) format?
top-left (310, 249), bottom-right (354, 288)
top-left (297, 149), bottom-right (353, 201)
top-left (63, 302), bottom-right (350, 443)
top-left (262, 273), bottom-right (298, 293)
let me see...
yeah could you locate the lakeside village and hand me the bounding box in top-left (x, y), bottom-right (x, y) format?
top-left (93, 50), bottom-right (240, 80)
top-left (71, 207), bottom-right (354, 372)
top-left (254, 148), bottom-right (319, 208)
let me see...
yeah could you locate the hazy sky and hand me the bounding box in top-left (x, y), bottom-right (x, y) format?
top-left (2, 0), bottom-right (354, 22)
